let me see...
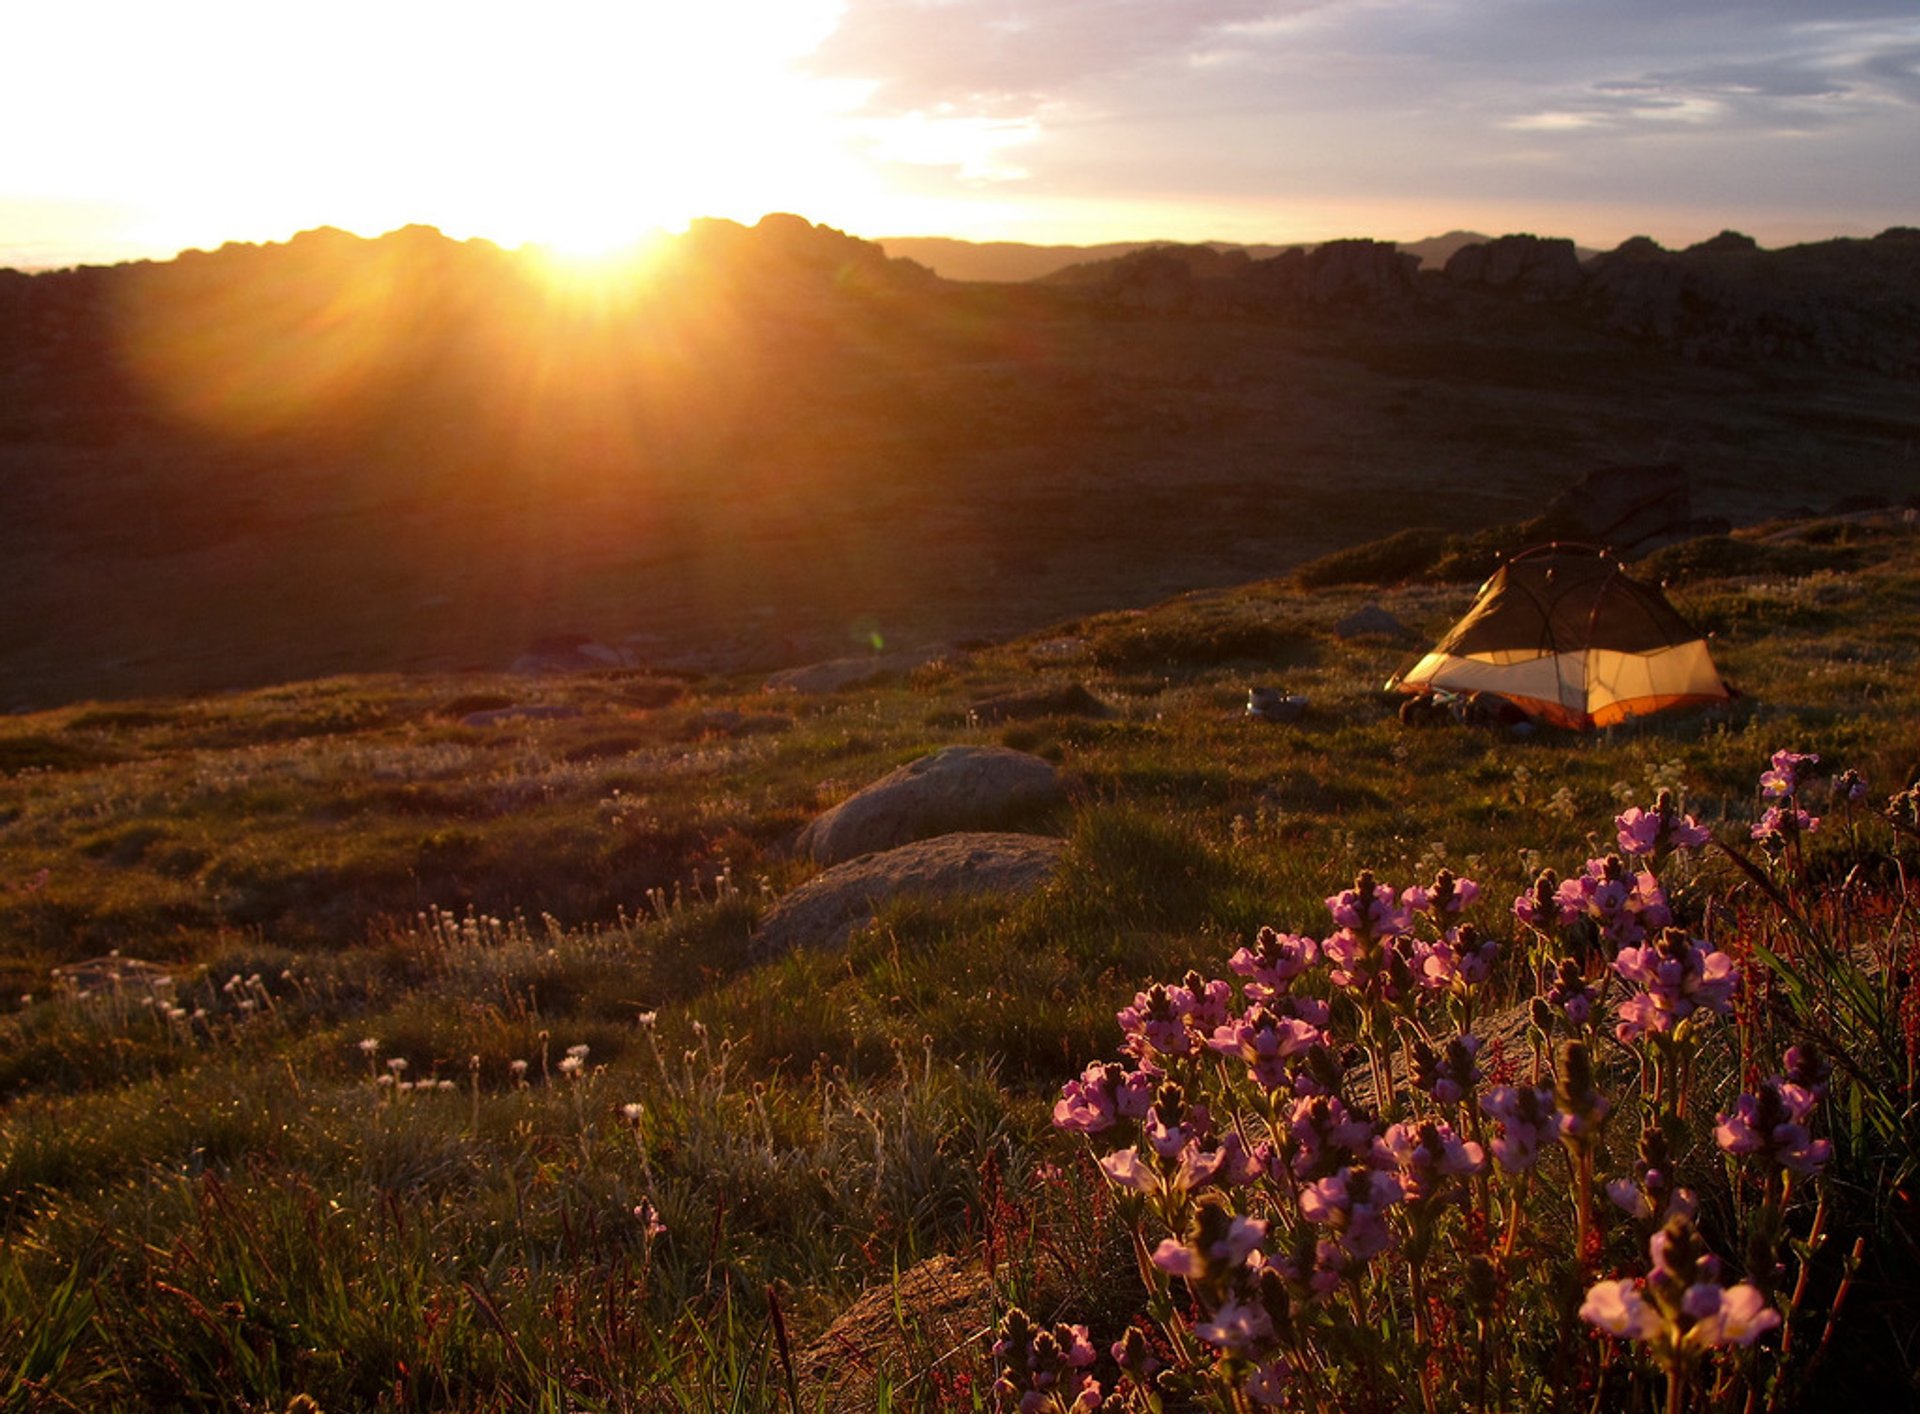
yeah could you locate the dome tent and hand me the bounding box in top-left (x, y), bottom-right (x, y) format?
top-left (1387, 544), bottom-right (1730, 730)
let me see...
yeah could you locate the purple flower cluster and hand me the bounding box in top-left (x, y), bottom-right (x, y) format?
top-left (1606, 1125), bottom-right (1696, 1224)
top-left (1146, 1203), bottom-right (1295, 1400)
top-left (1613, 928), bottom-right (1739, 1042)
top-left (1479, 1084), bottom-right (1560, 1172)
top-left (1753, 749), bottom-right (1827, 844)
top-left (1582, 1216), bottom-right (1779, 1354)
top-left (991, 1308), bottom-right (1102, 1413)
top-left (1415, 925), bottom-right (1499, 993)
top-left (1760, 750), bottom-right (1819, 802)
top-left (1715, 1076), bottom-right (1831, 1176)
top-left (1555, 854), bottom-right (1672, 948)
top-left (1411, 1033), bottom-right (1481, 1106)
top-left (1615, 790), bottom-right (1713, 861)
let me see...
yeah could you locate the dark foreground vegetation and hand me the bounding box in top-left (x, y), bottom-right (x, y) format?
top-left (1, 509), bottom-right (1916, 1410)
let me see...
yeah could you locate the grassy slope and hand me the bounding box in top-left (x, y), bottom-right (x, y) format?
top-left (6, 274), bottom-right (1920, 712)
top-left (0, 515), bottom-right (1916, 1408)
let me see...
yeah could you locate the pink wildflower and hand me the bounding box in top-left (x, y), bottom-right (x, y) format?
top-left (1383, 1118), bottom-right (1486, 1202)
top-left (1326, 870), bottom-right (1410, 938)
top-left (1416, 925), bottom-right (1498, 991)
top-left (1559, 854), bottom-right (1671, 948)
top-left (1245, 1358), bottom-right (1292, 1406)
top-left (1403, 868), bottom-right (1481, 916)
top-left (1300, 1166), bottom-right (1403, 1261)
top-left (1751, 805), bottom-right (1820, 843)
top-left (1580, 1279), bottom-right (1661, 1339)
top-left (1582, 1216), bottom-right (1780, 1355)
top-left (1613, 928), bottom-right (1739, 1042)
top-left (1117, 983), bottom-right (1195, 1060)
top-left (1152, 1213), bottom-right (1269, 1281)
top-left (1480, 1084), bottom-right (1559, 1172)
top-left (1616, 790), bottom-right (1713, 860)
top-left (1715, 1081), bottom-right (1832, 1176)
top-left (1195, 1298), bottom-right (1274, 1356)
top-left (1411, 1033), bottom-right (1481, 1106)
top-left (1288, 1094), bottom-right (1385, 1182)
top-left (991, 1309), bottom-right (1103, 1414)
top-left (1229, 927), bottom-right (1318, 1001)
top-left (1512, 869), bottom-right (1568, 931)
top-left (1207, 1005), bottom-right (1325, 1090)
top-left (1760, 749), bottom-right (1819, 802)
top-left (1098, 1147), bottom-right (1156, 1193)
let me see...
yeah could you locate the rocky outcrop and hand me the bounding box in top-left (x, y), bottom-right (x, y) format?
top-left (797, 745), bottom-right (1066, 865)
top-left (1535, 464), bottom-right (1693, 554)
top-left (1582, 230), bottom-right (1920, 374)
top-left (1303, 240), bottom-right (1420, 306)
top-left (753, 832), bottom-right (1065, 954)
top-left (1444, 235), bottom-right (1583, 300)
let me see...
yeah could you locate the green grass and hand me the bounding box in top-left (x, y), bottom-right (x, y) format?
top-left (1, 519), bottom-right (1918, 1408)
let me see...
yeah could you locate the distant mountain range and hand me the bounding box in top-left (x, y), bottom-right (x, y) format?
top-left (878, 230), bottom-right (1599, 282)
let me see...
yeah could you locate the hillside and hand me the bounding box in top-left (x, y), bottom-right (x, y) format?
top-left (2, 216), bottom-right (1917, 711)
top-left (877, 230), bottom-right (1575, 282)
top-left (1, 507), bottom-right (1917, 1408)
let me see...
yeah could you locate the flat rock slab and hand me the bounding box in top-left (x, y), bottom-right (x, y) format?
top-left (754, 832), bottom-right (1065, 955)
top-left (798, 745), bottom-right (1067, 865)
top-left (763, 647), bottom-right (947, 695)
top-left (460, 704), bottom-right (585, 728)
top-left (967, 682), bottom-right (1108, 723)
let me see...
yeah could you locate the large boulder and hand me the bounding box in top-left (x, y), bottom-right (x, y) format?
top-left (798, 745), bottom-right (1067, 865)
top-left (754, 832), bottom-right (1065, 955)
top-left (1537, 464), bottom-right (1692, 553)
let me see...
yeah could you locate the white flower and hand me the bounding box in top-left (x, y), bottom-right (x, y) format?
top-left (358, 1037), bottom-right (380, 1055)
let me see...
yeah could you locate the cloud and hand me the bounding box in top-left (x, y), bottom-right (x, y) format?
top-left (803, 0), bottom-right (1919, 233)
top-left (806, 0), bottom-right (1295, 112)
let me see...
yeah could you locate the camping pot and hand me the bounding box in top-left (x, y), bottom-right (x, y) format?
top-left (1248, 687), bottom-right (1306, 723)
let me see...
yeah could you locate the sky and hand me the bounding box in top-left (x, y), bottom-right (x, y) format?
top-left (4, 0), bottom-right (1916, 268)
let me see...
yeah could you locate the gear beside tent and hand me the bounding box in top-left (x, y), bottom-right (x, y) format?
top-left (1387, 544), bottom-right (1730, 731)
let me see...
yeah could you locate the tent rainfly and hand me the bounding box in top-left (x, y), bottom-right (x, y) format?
top-left (1387, 544), bottom-right (1730, 731)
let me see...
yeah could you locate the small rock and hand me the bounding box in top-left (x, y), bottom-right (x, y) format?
top-left (1333, 604), bottom-right (1411, 640)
